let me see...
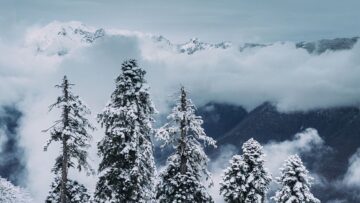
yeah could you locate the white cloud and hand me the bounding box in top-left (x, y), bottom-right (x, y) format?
top-left (19, 21), bottom-right (360, 111)
top-left (141, 40), bottom-right (360, 112)
top-left (263, 128), bottom-right (324, 177)
top-left (343, 148), bottom-right (360, 187)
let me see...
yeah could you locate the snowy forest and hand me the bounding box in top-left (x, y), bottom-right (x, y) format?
top-left (2, 1), bottom-right (360, 203)
top-left (1, 59), bottom-right (320, 203)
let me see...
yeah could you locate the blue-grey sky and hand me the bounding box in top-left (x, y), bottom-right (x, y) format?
top-left (2, 0), bottom-right (360, 43)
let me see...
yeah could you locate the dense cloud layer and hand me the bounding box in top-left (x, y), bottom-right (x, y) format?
top-left (141, 40), bottom-right (360, 112)
top-left (20, 21), bottom-right (360, 112)
top-left (0, 21), bottom-right (360, 201)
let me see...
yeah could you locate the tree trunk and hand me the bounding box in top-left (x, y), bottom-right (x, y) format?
top-left (60, 139), bottom-right (68, 203)
top-left (179, 87), bottom-right (187, 174)
top-left (60, 76), bottom-right (69, 203)
top-left (179, 128), bottom-right (187, 174)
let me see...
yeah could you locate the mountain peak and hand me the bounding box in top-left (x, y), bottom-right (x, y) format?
top-left (25, 21), bottom-right (105, 56)
top-left (178, 37), bottom-right (231, 54)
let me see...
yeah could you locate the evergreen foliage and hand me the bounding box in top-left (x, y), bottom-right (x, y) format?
top-left (0, 177), bottom-right (31, 203)
top-left (220, 138), bottom-right (271, 203)
top-left (46, 177), bottom-right (90, 203)
top-left (94, 59), bottom-right (157, 202)
top-left (272, 154), bottom-right (320, 203)
top-left (156, 87), bottom-right (216, 203)
top-left (44, 76), bottom-right (94, 203)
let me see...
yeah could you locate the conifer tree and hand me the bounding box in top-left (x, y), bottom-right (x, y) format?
top-left (272, 154), bottom-right (320, 203)
top-left (0, 177), bottom-right (32, 203)
top-left (44, 76), bottom-right (94, 203)
top-left (156, 87), bottom-right (216, 203)
top-left (94, 59), bottom-right (157, 202)
top-left (220, 138), bottom-right (271, 203)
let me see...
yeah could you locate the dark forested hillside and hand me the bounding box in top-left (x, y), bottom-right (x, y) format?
top-left (0, 106), bottom-right (26, 186)
top-left (198, 102), bottom-right (360, 202)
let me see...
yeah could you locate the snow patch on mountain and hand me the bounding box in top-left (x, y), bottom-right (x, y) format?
top-left (152, 36), bottom-right (231, 54)
top-left (177, 38), bottom-right (231, 54)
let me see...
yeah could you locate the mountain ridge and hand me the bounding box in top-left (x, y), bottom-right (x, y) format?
top-left (25, 21), bottom-right (359, 56)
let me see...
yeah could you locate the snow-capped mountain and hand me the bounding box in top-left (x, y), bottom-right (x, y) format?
top-left (176, 38), bottom-right (231, 54)
top-left (152, 35), bottom-right (231, 54)
top-left (296, 37), bottom-right (359, 54)
top-left (238, 37), bottom-right (359, 53)
top-left (25, 21), bottom-right (105, 56)
top-left (25, 22), bottom-right (232, 56)
top-left (25, 21), bottom-right (359, 57)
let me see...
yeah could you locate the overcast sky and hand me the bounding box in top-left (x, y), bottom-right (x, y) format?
top-left (2, 0), bottom-right (360, 43)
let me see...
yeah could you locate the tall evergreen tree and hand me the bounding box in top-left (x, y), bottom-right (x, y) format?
top-left (44, 76), bottom-right (94, 203)
top-left (220, 138), bottom-right (271, 203)
top-left (94, 59), bottom-right (157, 202)
top-left (272, 154), bottom-right (320, 203)
top-left (156, 87), bottom-right (217, 203)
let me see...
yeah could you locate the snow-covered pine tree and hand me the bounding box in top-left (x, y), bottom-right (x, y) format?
top-left (272, 154), bottom-right (320, 203)
top-left (46, 177), bottom-right (90, 203)
top-left (94, 59), bottom-right (157, 202)
top-left (0, 177), bottom-right (32, 203)
top-left (220, 138), bottom-right (271, 203)
top-left (44, 75), bottom-right (94, 203)
top-left (156, 87), bottom-right (217, 203)
top-left (219, 155), bottom-right (247, 203)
